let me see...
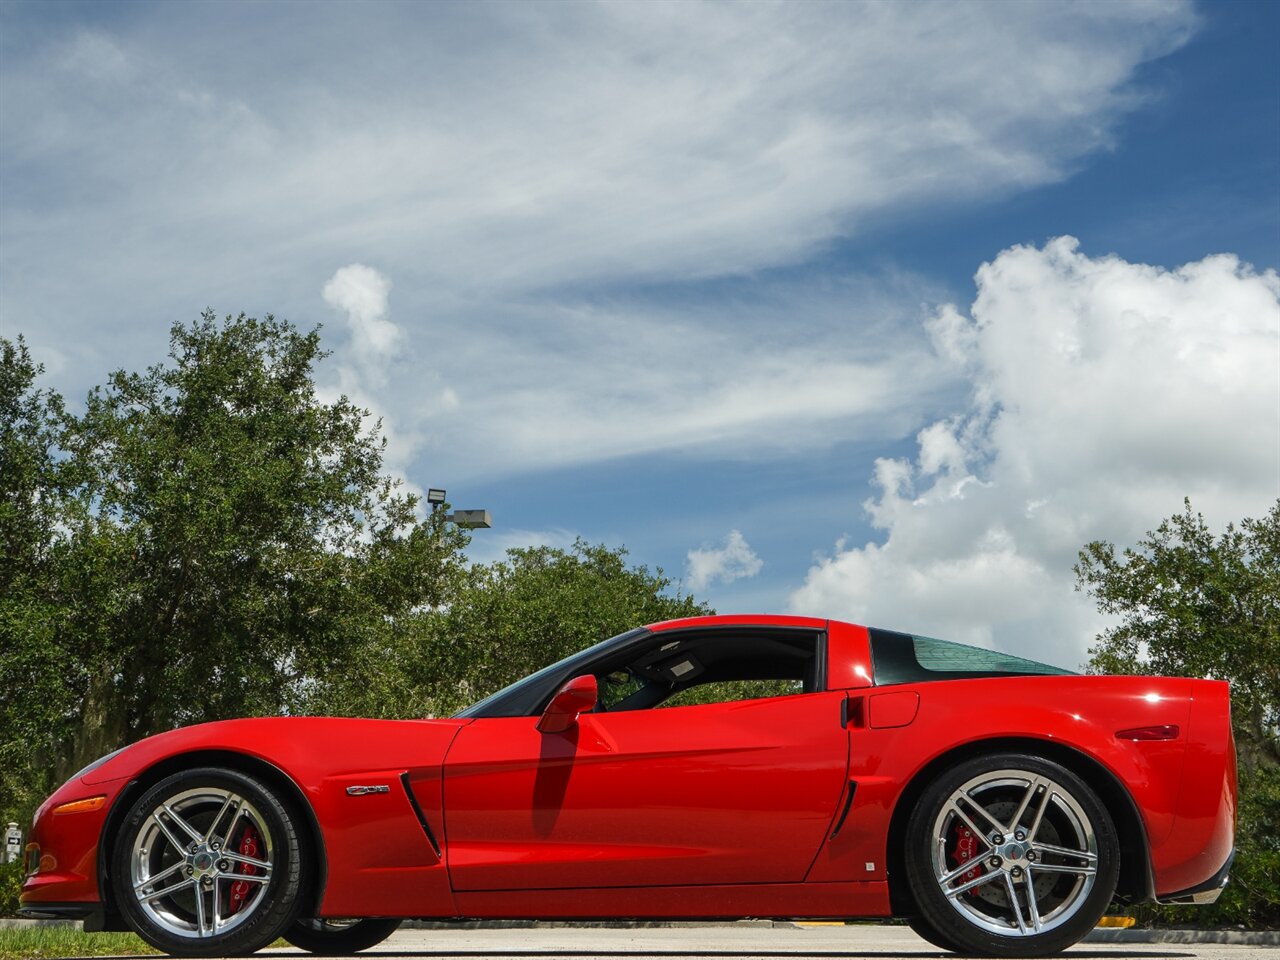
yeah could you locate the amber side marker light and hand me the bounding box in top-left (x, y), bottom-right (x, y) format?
top-left (1115, 725), bottom-right (1180, 741)
top-left (1097, 916), bottom-right (1136, 928)
top-left (52, 796), bottom-right (106, 816)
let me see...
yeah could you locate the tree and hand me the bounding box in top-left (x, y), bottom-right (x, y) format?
top-left (1076, 498), bottom-right (1279, 767)
top-left (1076, 498), bottom-right (1280, 926)
top-left (0, 338), bottom-right (78, 824)
top-left (304, 539), bottom-right (711, 719)
top-left (0, 313), bottom-right (470, 823)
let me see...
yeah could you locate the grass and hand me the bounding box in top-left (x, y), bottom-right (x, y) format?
top-left (0, 927), bottom-right (154, 959)
top-left (0, 928), bottom-right (295, 959)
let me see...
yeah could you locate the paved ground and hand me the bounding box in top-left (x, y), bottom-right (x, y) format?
top-left (253, 924), bottom-right (1277, 960)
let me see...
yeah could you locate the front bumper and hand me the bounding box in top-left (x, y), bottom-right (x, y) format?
top-left (1156, 848), bottom-right (1234, 906)
top-left (16, 900), bottom-right (108, 930)
top-left (19, 776), bottom-right (131, 917)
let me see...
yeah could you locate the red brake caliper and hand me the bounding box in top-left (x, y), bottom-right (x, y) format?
top-left (227, 824), bottom-right (261, 916)
top-left (952, 821), bottom-right (982, 894)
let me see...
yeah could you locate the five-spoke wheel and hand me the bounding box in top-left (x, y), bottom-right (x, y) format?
top-left (905, 753), bottom-right (1119, 957)
top-left (112, 768), bottom-right (304, 957)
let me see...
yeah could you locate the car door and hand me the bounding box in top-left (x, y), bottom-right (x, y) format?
top-left (441, 688), bottom-right (850, 891)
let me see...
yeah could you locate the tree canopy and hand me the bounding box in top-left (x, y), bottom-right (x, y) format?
top-left (303, 539), bottom-right (710, 720)
top-left (0, 317), bottom-right (709, 840)
top-left (0, 315), bottom-right (469, 815)
top-left (1076, 498), bottom-right (1279, 767)
top-left (1076, 498), bottom-right (1280, 926)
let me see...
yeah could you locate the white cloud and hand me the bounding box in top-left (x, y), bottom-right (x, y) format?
top-left (423, 271), bottom-right (957, 477)
top-left (319, 264), bottom-right (430, 504)
top-left (790, 237), bottom-right (1280, 667)
top-left (0, 1), bottom-right (1203, 479)
top-left (3, 2), bottom-right (1193, 314)
top-left (688, 530), bottom-right (764, 592)
top-left (322, 264), bottom-right (400, 374)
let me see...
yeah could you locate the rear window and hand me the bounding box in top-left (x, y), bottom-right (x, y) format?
top-left (869, 628), bottom-right (1075, 686)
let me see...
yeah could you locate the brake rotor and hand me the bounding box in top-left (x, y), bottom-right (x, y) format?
top-left (957, 799), bottom-right (1060, 909)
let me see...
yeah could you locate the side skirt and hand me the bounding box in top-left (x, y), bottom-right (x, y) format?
top-left (451, 881), bottom-right (890, 920)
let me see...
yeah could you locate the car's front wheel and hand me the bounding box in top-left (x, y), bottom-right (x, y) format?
top-left (283, 917), bottom-right (403, 954)
top-left (904, 753), bottom-right (1119, 957)
top-left (111, 766), bottom-right (305, 957)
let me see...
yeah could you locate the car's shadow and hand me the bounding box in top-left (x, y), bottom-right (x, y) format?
top-left (61, 956), bottom-right (1204, 960)
top-left (240, 951), bottom-right (1196, 959)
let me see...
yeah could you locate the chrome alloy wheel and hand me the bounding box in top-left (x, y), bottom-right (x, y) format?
top-left (129, 786), bottom-right (275, 940)
top-left (930, 768), bottom-right (1098, 938)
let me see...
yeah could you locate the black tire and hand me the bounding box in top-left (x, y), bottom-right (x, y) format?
top-left (907, 914), bottom-right (966, 953)
top-left (904, 753), bottom-right (1119, 958)
top-left (284, 917), bottom-right (403, 954)
top-left (111, 766), bottom-right (306, 958)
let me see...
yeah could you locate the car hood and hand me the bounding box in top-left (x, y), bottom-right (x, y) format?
top-left (80, 715), bottom-right (472, 786)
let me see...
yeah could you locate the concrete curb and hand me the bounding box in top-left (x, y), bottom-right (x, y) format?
top-left (1084, 927), bottom-right (1280, 946)
top-left (400, 919), bottom-right (796, 930)
top-left (0, 918), bottom-right (81, 929)
top-left (3, 916), bottom-right (1277, 944)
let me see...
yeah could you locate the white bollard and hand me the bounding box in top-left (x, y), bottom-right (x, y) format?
top-left (4, 822), bottom-right (20, 864)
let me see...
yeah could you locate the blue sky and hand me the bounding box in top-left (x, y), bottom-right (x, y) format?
top-left (2, 0), bottom-right (1277, 667)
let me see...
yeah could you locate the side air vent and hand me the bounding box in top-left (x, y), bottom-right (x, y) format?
top-left (829, 780), bottom-right (858, 839)
top-left (399, 773), bottom-right (441, 858)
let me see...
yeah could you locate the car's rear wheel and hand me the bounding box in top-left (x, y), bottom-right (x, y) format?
top-left (111, 767), bottom-right (305, 957)
top-left (904, 753), bottom-right (1119, 957)
top-left (284, 917), bottom-right (403, 954)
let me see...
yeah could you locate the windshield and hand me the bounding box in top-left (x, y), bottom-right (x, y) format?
top-left (453, 628), bottom-right (649, 719)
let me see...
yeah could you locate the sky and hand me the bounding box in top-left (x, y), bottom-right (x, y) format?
top-left (1, 0), bottom-right (1277, 669)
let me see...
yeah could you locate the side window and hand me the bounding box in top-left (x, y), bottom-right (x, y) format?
top-left (658, 678), bottom-right (804, 709)
top-left (596, 629), bottom-right (822, 712)
top-left (869, 628), bottom-right (1075, 686)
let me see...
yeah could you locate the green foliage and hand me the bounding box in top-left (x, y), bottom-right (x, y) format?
top-left (0, 316), bottom-right (712, 911)
top-left (305, 539), bottom-right (711, 719)
top-left (0, 338), bottom-right (80, 828)
top-left (0, 926), bottom-right (151, 959)
top-left (0, 860), bottom-right (21, 918)
top-left (660, 677), bottom-right (802, 709)
top-left (1076, 499), bottom-right (1280, 926)
top-left (0, 315), bottom-right (469, 825)
top-left (436, 540), bottom-right (710, 714)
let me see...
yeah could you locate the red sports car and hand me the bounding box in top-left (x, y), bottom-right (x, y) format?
top-left (20, 615), bottom-right (1236, 958)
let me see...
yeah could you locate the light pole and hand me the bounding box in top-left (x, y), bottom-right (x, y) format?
top-left (426, 488), bottom-right (492, 529)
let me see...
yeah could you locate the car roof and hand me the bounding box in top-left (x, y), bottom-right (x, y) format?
top-left (646, 613), bottom-right (833, 632)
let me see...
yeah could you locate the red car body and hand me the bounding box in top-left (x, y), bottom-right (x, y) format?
top-left (21, 615), bottom-right (1236, 929)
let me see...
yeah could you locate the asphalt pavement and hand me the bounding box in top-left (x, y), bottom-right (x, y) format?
top-left (254, 923), bottom-right (1277, 960)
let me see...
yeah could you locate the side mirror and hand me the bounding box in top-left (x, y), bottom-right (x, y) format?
top-left (537, 675), bottom-right (598, 734)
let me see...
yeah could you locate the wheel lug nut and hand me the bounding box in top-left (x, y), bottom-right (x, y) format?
top-left (186, 866), bottom-right (194, 876)
top-left (989, 856), bottom-right (1002, 868)
top-left (1012, 867), bottom-right (1023, 878)
top-left (1027, 851), bottom-right (1037, 861)
top-left (1015, 831), bottom-right (1025, 841)
top-left (218, 860), bottom-right (229, 871)
top-left (991, 834), bottom-right (1003, 844)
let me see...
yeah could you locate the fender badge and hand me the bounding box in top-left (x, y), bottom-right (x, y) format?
top-left (346, 785), bottom-right (391, 796)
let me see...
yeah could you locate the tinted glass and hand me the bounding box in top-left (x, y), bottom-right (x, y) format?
top-left (869, 628), bottom-right (1075, 686)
